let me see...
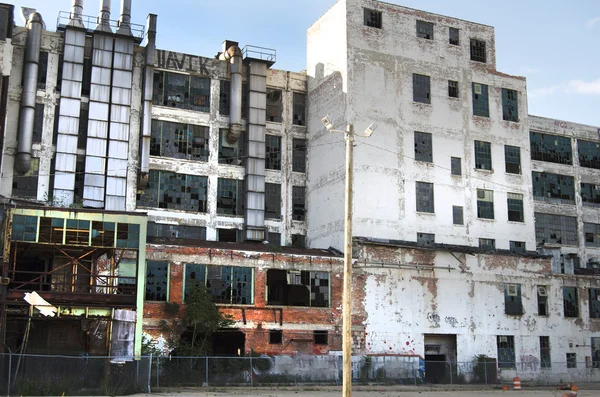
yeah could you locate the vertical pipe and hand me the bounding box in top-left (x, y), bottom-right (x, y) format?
top-left (116, 0), bottom-right (132, 36)
top-left (227, 47), bottom-right (242, 143)
top-left (15, 12), bottom-right (43, 174)
top-left (342, 124), bottom-right (354, 397)
top-left (147, 353), bottom-right (152, 393)
top-left (139, 14), bottom-right (156, 178)
top-left (96, 0), bottom-right (111, 32)
top-left (68, 0), bottom-right (84, 28)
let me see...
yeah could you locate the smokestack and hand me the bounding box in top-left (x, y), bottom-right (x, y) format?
top-left (116, 0), bottom-right (132, 36)
top-left (96, 0), bottom-right (112, 32)
top-left (68, 0), bottom-right (84, 28)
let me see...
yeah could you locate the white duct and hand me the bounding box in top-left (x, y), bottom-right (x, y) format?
top-left (116, 0), bottom-right (131, 36)
top-left (96, 0), bottom-right (111, 32)
top-left (15, 12), bottom-right (43, 174)
top-left (218, 41), bottom-right (243, 143)
top-left (68, 0), bottom-right (84, 28)
top-left (139, 13), bottom-right (157, 183)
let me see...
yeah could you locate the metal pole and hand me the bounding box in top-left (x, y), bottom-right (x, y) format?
top-left (342, 124), bottom-right (354, 397)
top-left (156, 356), bottom-right (159, 388)
top-left (206, 356), bottom-right (209, 386)
top-left (249, 355), bottom-right (253, 387)
top-left (7, 352), bottom-right (11, 396)
top-left (147, 354), bottom-right (152, 393)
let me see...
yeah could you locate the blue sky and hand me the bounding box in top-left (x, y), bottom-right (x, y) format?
top-left (10, 0), bottom-right (600, 126)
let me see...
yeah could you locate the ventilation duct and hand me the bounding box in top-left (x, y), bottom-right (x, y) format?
top-left (115, 0), bottom-right (131, 36)
top-left (96, 0), bottom-right (111, 33)
top-left (217, 41), bottom-right (242, 144)
top-left (15, 11), bottom-right (43, 174)
top-left (68, 0), bottom-right (84, 28)
top-left (138, 13), bottom-right (157, 187)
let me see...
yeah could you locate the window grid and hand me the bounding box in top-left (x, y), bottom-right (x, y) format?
top-left (265, 183), bottom-right (281, 219)
top-left (364, 8), bottom-right (382, 28)
top-left (589, 288), bottom-right (600, 319)
top-left (292, 139), bottom-right (306, 172)
top-left (416, 182), bottom-right (434, 213)
top-left (504, 283), bottom-right (523, 315)
top-left (219, 129), bottom-right (244, 165)
top-left (413, 74), bottom-right (431, 104)
top-left (535, 212), bottom-right (578, 246)
top-left (470, 39), bottom-right (487, 63)
top-left (265, 135), bottom-right (282, 170)
top-left (147, 222), bottom-right (206, 242)
top-left (145, 261), bottom-right (169, 301)
top-left (477, 189), bottom-right (494, 219)
top-left (137, 171), bottom-right (208, 213)
top-left (472, 83), bottom-right (489, 117)
top-left (567, 353), bottom-right (577, 369)
top-left (563, 287), bottom-right (579, 318)
top-left (414, 131), bottom-right (432, 162)
top-left (532, 172), bottom-right (575, 205)
top-left (507, 193), bottom-right (524, 222)
top-left (584, 223), bottom-right (600, 247)
top-left (501, 89), bottom-right (519, 122)
top-left (581, 183), bottom-right (600, 208)
top-left (451, 157), bottom-right (462, 176)
top-left (416, 20), bottom-right (434, 39)
top-left (151, 120), bottom-right (209, 161)
top-left (474, 141), bottom-right (492, 170)
top-left (538, 286), bottom-right (548, 316)
top-left (497, 336), bottom-right (516, 369)
top-left (510, 241), bottom-right (526, 253)
top-left (206, 265), bottom-right (253, 305)
top-left (530, 132), bottom-right (572, 165)
top-left (292, 186), bottom-right (306, 221)
top-left (449, 27), bottom-right (459, 45)
top-left (217, 178), bottom-right (244, 216)
top-left (448, 80), bottom-right (459, 98)
top-left (452, 206), bottom-right (464, 225)
top-left (479, 238), bottom-right (496, 250)
top-left (266, 88), bottom-right (283, 122)
top-left (292, 93), bottom-right (306, 126)
top-left (153, 71), bottom-right (211, 112)
top-left (417, 233), bottom-right (435, 245)
top-left (504, 145), bottom-right (521, 174)
top-left (578, 139), bottom-right (600, 169)
top-left (540, 336), bottom-right (551, 369)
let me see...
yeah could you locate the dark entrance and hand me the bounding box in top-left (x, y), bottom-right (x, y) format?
top-left (424, 354), bottom-right (449, 383)
top-left (211, 330), bottom-right (245, 356)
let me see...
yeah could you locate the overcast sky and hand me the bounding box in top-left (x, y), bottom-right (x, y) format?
top-left (9, 0), bottom-right (600, 126)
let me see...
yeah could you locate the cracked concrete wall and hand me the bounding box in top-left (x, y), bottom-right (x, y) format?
top-left (306, 0), bottom-right (535, 252)
top-left (357, 242), bottom-right (600, 369)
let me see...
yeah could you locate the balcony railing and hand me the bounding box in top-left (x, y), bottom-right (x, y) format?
top-left (56, 11), bottom-right (145, 43)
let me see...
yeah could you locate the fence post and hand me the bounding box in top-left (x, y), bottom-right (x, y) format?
top-left (449, 362), bottom-right (453, 384)
top-left (413, 360), bottom-right (417, 386)
top-left (205, 356), bottom-right (209, 386)
top-left (7, 352), bottom-right (11, 396)
top-left (484, 361), bottom-right (488, 385)
top-left (249, 355), bottom-right (253, 387)
top-left (156, 356), bottom-right (160, 388)
top-left (148, 354), bottom-right (152, 394)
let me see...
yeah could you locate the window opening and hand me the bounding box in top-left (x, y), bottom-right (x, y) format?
top-left (589, 288), bottom-right (600, 319)
top-left (472, 83), bottom-right (489, 117)
top-left (453, 206), bottom-right (464, 225)
top-left (265, 183), bottom-right (281, 219)
top-left (268, 232), bottom-right (281, 246)
top-left (417, 233), bottom-right (435, 245)
top-left (532, 172), bottom-right (575, 205)
top-left (136, 170), bottom-right (208, 213)
top-left (217, 178), bottom-right (244, 216)
top-left (470, 39), bottom-right (486, 62)
top-left (217, 228), bottom-right (242, 243)
top-left (540, 336), bottom-right (551, 369)
top-left (497, 335), bottom-right (515, 369)
top-left (184, 263), bottom-right (206, 301)
top-left (566, 353), bottom-right (577, 369)
top-left (206, 265), bottom-right (252, 304)
top-left (218, 128), bottom-right (244, 165)
top-left (81, 57), bottom-right (92, 96)
top-left (12, 158), bottom-right (39, 198)
top-left (292, 186), bottom-right (306, 221)
top-left (477, 189), bottom-right (494, 219)
top-left (413, 74), bottom-right (431, 104)
top-left (414, 131), bottom-right (432, 162)
top-left (266, 88), bottom-right (283, 122)
top-left (581, 183), bottom-right (600, 208)
top-left (534, 212), bottom-right (578, 246)
top-left (416, 182), bottom-right (434, 213)
top-left (504, 145), bottom-right (521, 174)
top-left (474, 140), bottom-right (492, 170)
top-left (451, 157), bottom-right (462, 176)
top-left (448, 80), bottom-right (459, 98)
top-left (37, 51), bottom-right (48, 90)
top-left (266, 269), bottom-right (330, 307)
top-left (32, 103), bottom-right (44, 143)
top-left (293, 93), bottom-right (306, 126)
top-left (11, 215), bottom-right (38, 242)
top-left (504, 283), bottom-right (523, 315)
top-left (479, 238), bottom-right (495, 250)
top-left (449, 27), bottom-right (459, 45)
top-left (416, 20), bottom-right (434, 39)
top-left (507, 193), bottom-right (524, 222)
top-left (563, 287), bottom-right (579, 318)
top-left (530, 131), bottom-right (572, 165)
top-left (509, 241), bottom-right (526, 253)
top-left (78, 105), bottom-right (88, 149)
top-left (292, 234), bottom-right (306, 248)
top-left (502, 88), bottom-right (519, 122)
top-left (314, 330), bottom-right (329, 345)
top-left (266, 135), bottom-right (282, 170)
top-left (578, 139), bottom-right (600, 169)
top-left (147, 222), bottom-right (206, 242)
top-left (585, 223), bottom-right (600, 247)
top-left (537, 286), bottom-right (548, 316)
top-left (153, 71), bottom-right (211, 112)
top-left (151, 120), bottom-right (209, 161)
top-left (145, 261), bottom-right (169, 301)
top-left (293, 139), bottom-right (306, 172)
top-left (364, 8), bottom-right (382, 28)
top-left (269, 330), bottom-right (283, 344)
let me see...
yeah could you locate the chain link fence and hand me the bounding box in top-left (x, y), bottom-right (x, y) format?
top-left (1, 354), bottom-right (600, 395)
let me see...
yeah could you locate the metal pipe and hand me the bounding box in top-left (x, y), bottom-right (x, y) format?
top-left (218, 42), bottom-right (243, 143)
top-left (139, 14), bottom-right (157, 181)
top-left (116, 0), bottom-right (132, 36)
top-left (68, 0), bottom-right (84, 28)
top-left (96, 0), bottom-right (111, 32)
top-left (15, 12), bottom-right (43, 174)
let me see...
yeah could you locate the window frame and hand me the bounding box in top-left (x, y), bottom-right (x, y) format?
top-left (217, 178), bottom-right (244, 216)
top-left (448, 80), bottom-right (459, 98)
top-left (416, 20), bottom-right (434, 40)
top-left (451, 157), bottom-right (462, 176)
top-left (472, 83), bottom-right (489, 117)
top-left (265, 183), bottom-right (282, 220)
top-left (507, 193), bottom-right (524, 223)
top-left (501, 88), bottom-right (519, 122)
top-left (265, 135), bottom-right (282, 170)
top-left (474, 141), bottom-right (492, 170)
top-left (413, 74), bottom-right (431, 104)
top-left (563, 287), bottom-right (579, 318)
top-left (504, 145), bottom-right (521, 174)
top-left (292, 138), bottom-right (306, 173)
top-left (414, 131), bottom-right (433, 162)
top-left (292, 186), bottom-right (306, 221)
top-left (530, 131), bottom-right (572, 165)
top-left (470, 39), bottom-right (487, 63)
top-left (449, 27), bottom-right (459, 45)
top-left (145, 261), bottom-right (169, 302)
top-left (416, 182), bottom-right (434, 213)
top-left (477, 189), bottom-right (494, 220)
top-left (364, 8), bottom-right (382, 29)
top-left (504, 283), bottom-right (523, 316)
top-left (452, 205), bottom-right (464, 225)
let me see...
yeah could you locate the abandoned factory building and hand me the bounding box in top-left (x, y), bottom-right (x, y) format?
top-left (0, 0), bottom-right (599, 381)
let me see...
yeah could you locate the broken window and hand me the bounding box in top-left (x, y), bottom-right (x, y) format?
top-left (38, 217), bottom-right (65, 243)
top-left (265, 183), bottom-right (281, 219)
top-left (265, 135), bottom-right (282, 170)
top-left (502, 88), bottom-right (519, 122)
top-left (448, 80), bottom-right (459, 98)
top-left (417, 232), bottom-right (435, 245)
top-left (206, 265), bottom-right (253, 305)
top-left (414, 131), bottom-right (432, 162)
top-left (314, 330), bottom-right (328, 345)
top-left (413, 74), bottom-right (431, 104)
top-left (266, 88), bottom-right (283, 122)
top-left (267, 232), bottom-right (281, 246)
top-left (540, 336), bottom-right (551, 369)
top-left (269, 330), bottom-right (283, 344)
top-left (81, 57), bottom-right (92, 96)
top-left (497, 335), bottom-right (515, 369)
top-left (474, 140), bottom-right (492, 170)
top-left (578, 139), bottom-right (600, 169)
top-left (293, 93), bottom-right (306, 126)
top-left (504, 145), bottom-right (521, 174)
top-left (509, 241), bottom-right (526, 253)
top-left (151, 120), bottom-right (209, 161)
top-left (585, 223), bottom-right (600, 247)
top-left (416, 182), bottom-right (434, 213)
top-left (78, 105), bottom-right (88, 149)
top-left (477, 189), bottom-right (494, 219)
top-left (189, 76), bottom-right (211, 112)
top-left (451, 157), bottom-right (462, 176)
top-left (219, 129), bottom-right (244, 165)
top-left (90, 221), bottom-right (116, 247)
top-left (184, 264), bottom-right (206, 301)
top-left (364, 8), bottom-right (382, 28)
top-left (507, 193), bottom-right (524, 222)
top-left (219, 80), bottom-right (249, 117)
top-left (563, 287), bottom-right (579, 318)
top-left (567, 353), bottom-right (577, 369)
top-left (37, 51), bottom-right (48, 90)
top-left (292, 186), bottom-right (306, 221)
top-left (534, 212), bottom-right (578, 246)
top-left (12, 157), bottom-right (39, 198)
top-left (11, 215), bottom-right (38, 242)
top-left (293, 139), bottom-right (306, 172)
top-left (217, 228), bottom-right (242, 243)
top-left (32, 103), bottom-right (44, 143)
top-left (472, 83), bottom-right (489, 117)
top-left (449, 27), bottom-right (459, 45)
top-left (453, 206), bottom-right (464, 225)
top-left (292, 234), bottom-right (306, 248)
top-left (153, 71), bottom-right (210, 112)
top-left (470, 39), bottom-right (487, 63)
top-left (266, 269), bottom-right (330, 307)
top-left (479, 238), bottom-right (495, 250)
top-left (56, 54), bottom-right (64, 92)
top-left (589, 288), bottom-right (600, 319)
top-left (504, 283), bottom-right (523, 315)
top-left (136, 170), bottom-right (208, 213)
top-left (416, 20), bottom-right (434, 39)
top-left (217, 178), bottom-right (244, 216)
top-left (532, 172), bottom-right (575, 205)
top-left (530, 131), bottom-right (572, 165)
top-left (581, 183), bottom-right (600, 208)
top-left (116, 223), bottom-right (140, 248)
top-left (537, 286), bottom-right (548, 316)
top-left (74, 157), bottom-right (85, 201)
top-left (147, 222), bottom-right (207, 242)
top-left (145, 261), bottom-right (169, 301)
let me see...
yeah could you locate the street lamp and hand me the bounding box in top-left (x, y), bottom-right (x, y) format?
top-left (321, 115), bottom-right (377, 397)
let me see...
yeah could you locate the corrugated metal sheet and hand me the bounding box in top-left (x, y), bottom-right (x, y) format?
top-left (93, 49), bottom-right (113, 68)
top-left (107, 159), bottom-right (127, 177)
top-left (110, 87), bottom-right (131, 105)
top-left (109, 122), bottom-right (129, 140)
top-left (106, 176), bottom-right (126, 195)
top-left (110, 105), bottom-right (130, 122)
top-left (105, 195), bottom-right (126, 211)
top-left (65, 29), bottom-right (85, 46)
top-left (57, 116), bottom-right (79, 135)
top-left (86, 137), bottom-right (107, 157)
top-left (88, 120), bottom-right (109, 138)
top-left (91, 67), bottom-right (111, 85)
top-left (108, 140), bottom-right (128, 159)
top-left (55, 153), bottom-right (77, 171)
top-left (54, 172), bottom-right (76, 190)
top-left (112, 70), bottom-right (133, 89)
top-left (84, 156), bottom-right (106, 174)
top-left (63, 44), bottom-right (84, 63)
top-left (56, 134), bottom-right (78, 151)
top-left (90, 84), bottom-right (111, 102)
top-left (62, 62), bottom-right (83, 81)
top-left (89, 102), bottom-right (109, 120)
top-left (84, 174), bottom-right (105, 187)
top-left (59, 98), bottom-right (81, 118)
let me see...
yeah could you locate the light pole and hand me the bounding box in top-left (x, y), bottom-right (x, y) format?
top-left (321, 116), bottom-right (377, 397)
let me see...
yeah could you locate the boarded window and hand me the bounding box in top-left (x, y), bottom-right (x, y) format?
top-left (509, 241), bottom-right (526, 253)
top-left (218, 129), bottom-right (244, 165)
top-left (137, 170), bottom-right (208, 213)
top-left (504, 284), bottom-right (523, 315)
top-left (293, 93), bottom-right (306, 126)
top-left (532, 171), bottom-right (575, 205)
top-left (266, 269), bottom-right (329, 307)
top-left (472, 83), bottom-right (489, 117)
top-left (32, 103), bottom-right (44, 143)
top-left (147, 222), bottom-right (206, 242)
top-left (530, 131), bottom-right (572, 165)
top-left (563, 287), bottom-right (579, 318)
top-left (479, 238), bottom-right (495, 250)
top-left (184, 263), bottom-right (206, 301)
top-left (504, 145), bottom-right (521, 174)
top-left (206, 265), bottom-right (252, 305)
top-left (497, 335), bottom-right (515, 369)
top-left (37, 51), bottom-right (48, 90)
top-left (581, 183), bottom-right (600, 208)
top-left (589, 288), bottom-right (600, 319)
top-left (217, 178), bottom-right (244, 216)
top-left (416, 182), bottom-right (434, 213)
top-left (293, 138), bottom-right (306, 172)
top-left (417, 232), bottom-right (435, 245)
top-left (413, 74), bottom-right (431, 104)
top-left (535, 212), bottom-right (578, 246)
top-left (364, 8), bottom-right (382, 28)
top-left (507, 193), bottom-right (524, 222)
top-left (470, 39), bottom-right (486, 63)
top-left (265, 135), bottom-right (282, 170)
top-left (414, 131), bottom-right (432, 162)
top-left (292, 186), bottom-right (306, 221)
top-left (537, 286), bottom-right (548, 316)
top-left (578, 139), bottom-right (600, 169)
top-left (451, 157), bottom-right (462, 176)
top-left (448, 80), bottom-right (459, 98)
top-left (474, 140), bottom-right (492, 170)
top-left (416, 20), bottom-right (434, 39)
top-left (292, 234), bottom-right (306, 248)
top-left (540, 337), bottom-right (551, 368)
top-left (12, 158), bottom-right (39, 198)
top-left (449, 27), bottom-right (459, 45)
top-left (453, 206), bottom-right (464, 225)
top-left (585, 223), bottom-right (600, 247)
top-left (145, 261), bottom-right (169, 301)
top-left (477, 189), bottom-right (494, 219)
top-left (502, 88), bottom-right (519, 122)
top-left (151, 120), bottom-right (209, 161)
top-left (266, 88), bottom-right (283, 122)
top-left (265, 183), bottom-right (281, 219)
top-left (153, 71), bottom-right (210, 112)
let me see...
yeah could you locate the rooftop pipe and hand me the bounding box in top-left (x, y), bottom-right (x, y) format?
top-left (116, 0), bottom-right (132, 36)
top-left (96, 0), bottom-right (111, 32)
top-left (218, 41), bottom-right (243, 144)
top-left (68, 0), bottom-right (84, 28)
